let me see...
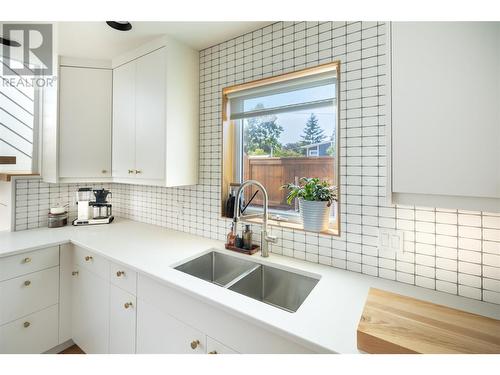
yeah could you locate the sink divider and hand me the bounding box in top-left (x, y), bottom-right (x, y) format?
top-left (222, 264), bottom-right (261, 289)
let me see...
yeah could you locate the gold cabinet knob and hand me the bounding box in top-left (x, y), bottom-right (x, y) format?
top-left (101, 169), bottom-right (108, 174)
top-left (23, 321), bottom-right (30, 328)
top-left (208, 350), bottom-right (218, 354)
top-left (24, 280), bottom-right (31, 287)
top-left (84, 256), bottom-right (93, 262)
top-left (124, 302), bottom-right (133, 309)
top-left (72, 271), bottom-right (79, 276)
top-left (190, 340), bottom-right (200, 350)
top-left (128, 169), bottom-right (135, 174)
top-left (135, 169), bottom-right (142, 174)
top-left (23, 257), bottom-right (31, 264)
top-left (116, 271), bottom-right (125, 277)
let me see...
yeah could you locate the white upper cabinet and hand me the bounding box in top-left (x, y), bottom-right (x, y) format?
top-left (112, 36), bottom-right (199, 187)
top-left (112, 61), bottom-right (136, 179)
top-left (388, 22), bottom-right (500, 212)
top-left (41, 58), bottom-right (113, 183)
top-left (134, 48), bottom-right (166, 181)
top-left (58, 64), bottom-right (112, 180)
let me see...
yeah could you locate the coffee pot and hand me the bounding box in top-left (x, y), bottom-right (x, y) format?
top-left (93, 189), bottom-right (112, 204)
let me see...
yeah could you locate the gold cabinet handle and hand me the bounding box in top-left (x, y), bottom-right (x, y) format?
top-left (128, 169), bottom-right (135, 174)
top-left (101, 169), bottom-right (108, 174)
top-left (190, 340), bottom-right (200, 350)
top-left (24, 280), bottom-right (31, 287)
top-left (84, 256), bottom-right (93, 262)
top-left (116, 271), bottom-right (125, 277)
top-left (208, 350), bottom-right (218, 354)
top-left (72, 271), bottom-right (79, 276)
top-left (124, 302), bottom-right (133, 309)
top-left (135, 169), bottom-right (142, 174)
top-left (24, 321), bottom-right (30, 328)
top-left (23, 257), bottom-right (31, 264)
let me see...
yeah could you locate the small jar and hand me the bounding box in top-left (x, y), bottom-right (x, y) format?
top-left (48, 212), bottom-right (68, 228)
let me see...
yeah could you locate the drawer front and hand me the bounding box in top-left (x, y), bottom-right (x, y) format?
top-left (206, 336), bottom-right (238, 354)
top-left (109, 285), bottom-right (136, 354)
top-left (110, 262), bottom-right (137, 295)
top-left (74, 246), bottom-right (109, 280)
top-left (0, 246), bottom-right (59, 282)
top-left (0, 266), bottom-right (59, 325)
top-left (0, 304), bottom-right (59, 354)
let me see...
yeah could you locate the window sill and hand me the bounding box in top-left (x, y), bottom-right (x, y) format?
top-left (238, 215), bottom-right (339, 236)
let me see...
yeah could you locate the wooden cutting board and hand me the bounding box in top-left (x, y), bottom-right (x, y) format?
top-left (357, 288), bottom-right (500, 354)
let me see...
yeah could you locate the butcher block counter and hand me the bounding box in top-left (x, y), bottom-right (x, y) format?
top-left (357, 288), bottom-right (500, 354)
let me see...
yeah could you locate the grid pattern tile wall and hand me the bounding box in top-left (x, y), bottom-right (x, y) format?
top-left (13, 21), bottom-right (500, 305)
top-left (14, 179), bottom-right (113, 230)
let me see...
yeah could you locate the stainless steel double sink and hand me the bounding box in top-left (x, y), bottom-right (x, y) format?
top-left (174, 251), bottom-right (320, 313)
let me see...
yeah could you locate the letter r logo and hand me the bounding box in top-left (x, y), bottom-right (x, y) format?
top-left (2, 24), bottom-right (53, 76)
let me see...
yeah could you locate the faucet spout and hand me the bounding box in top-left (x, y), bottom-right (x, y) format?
top-left (233, 180), bottom-right (278, 257)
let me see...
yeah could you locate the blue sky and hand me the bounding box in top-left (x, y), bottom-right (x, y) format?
top-left (243, 83), bottom-right (336, 145)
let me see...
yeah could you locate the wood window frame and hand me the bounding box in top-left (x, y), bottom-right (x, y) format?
top-left (221, 61), bottom-right (341, 236)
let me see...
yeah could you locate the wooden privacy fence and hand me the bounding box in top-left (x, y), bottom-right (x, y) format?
top-left (243, 156), bottom-right (335, 209)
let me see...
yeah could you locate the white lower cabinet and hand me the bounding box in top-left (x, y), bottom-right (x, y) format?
top-left (109, 285), bottom-right (136, 354)
top-left (0, 246), bottom-right (61, 354)
top-left (137, 274), bottom-right (315, 354)
top-left (137, 298), bottom-right (205, 354)
top-left (2, 245), bottom-right (316, 354)
top-left (71, 265), bottom-right (110, 354)
top-left (0, 304), bottom-right (59, 354)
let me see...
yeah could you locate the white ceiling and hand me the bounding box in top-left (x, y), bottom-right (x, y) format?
top-left (57, 22), bottom-right (271, 60)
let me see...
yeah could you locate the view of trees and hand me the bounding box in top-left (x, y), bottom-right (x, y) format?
top-left (243, 104), bottom-right (283, 155)
top-left (301, 113), bottom-right (326, 144)
top-left (244, 107), bottom-right (334, 157)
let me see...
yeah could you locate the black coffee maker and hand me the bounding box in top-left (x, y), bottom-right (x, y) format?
top-left (91, 189), bottom-right (113, 219)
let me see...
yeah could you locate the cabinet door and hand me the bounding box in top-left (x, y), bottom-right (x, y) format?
top-left (112, 61), bottom-right (136, 178)
top-left (109, 285), bottom-right (136, 354)
top-left (135, 48), bottom-right (166, 181)
top-left (71, 266), bottom-right (109, 354)
top-left (59, 66), bottom-right (112, 179)
top-left (390, 22), bottom-right (500, 211)
top-left (136, 298), bottom-right (205, 354)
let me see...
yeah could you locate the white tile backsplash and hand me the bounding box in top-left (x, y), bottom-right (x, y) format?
top-left (11, 21), bottom-right (500, 305)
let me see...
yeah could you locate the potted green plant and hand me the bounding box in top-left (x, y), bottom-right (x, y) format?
top-left (281, 177), bottom-right (338, 232)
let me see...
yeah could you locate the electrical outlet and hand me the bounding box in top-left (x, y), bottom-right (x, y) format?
top-left (173, 201), bottom-right (185, 218)
top-left (378, 228), bottom-right (404, 255)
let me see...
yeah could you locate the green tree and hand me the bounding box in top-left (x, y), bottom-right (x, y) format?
top-left (273, 142), bottom-right (305, 157)
top-left (326, 144), bottom-right (336, 156)
top-left (301, 113), bottom-right (326, 144)
top-left (244, 104), bottom-right (283, 155)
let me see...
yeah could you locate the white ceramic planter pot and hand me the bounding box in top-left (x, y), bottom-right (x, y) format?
top-left (299, 199), bottom-right (331, 232)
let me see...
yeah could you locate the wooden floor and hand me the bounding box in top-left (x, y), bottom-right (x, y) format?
top-left (59, 344), bottom-right (85, 354)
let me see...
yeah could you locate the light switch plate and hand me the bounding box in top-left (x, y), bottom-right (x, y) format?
top-left (378, 228), bottom-right (404, 255)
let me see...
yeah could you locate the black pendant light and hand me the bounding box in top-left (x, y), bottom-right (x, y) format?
top-left (0, 37), bottom-right (21, 47)
top-left (106, 22), bottom-right (132, 31)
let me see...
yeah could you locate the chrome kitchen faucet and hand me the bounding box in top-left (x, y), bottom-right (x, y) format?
top-left (233, 180), bottom-right (278, 257)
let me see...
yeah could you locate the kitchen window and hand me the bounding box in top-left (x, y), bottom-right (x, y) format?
top-left (221, 61), bottom-right (340, 235)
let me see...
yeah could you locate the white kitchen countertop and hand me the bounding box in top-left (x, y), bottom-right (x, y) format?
top-left (1, 219), bottom-right (499, 353)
